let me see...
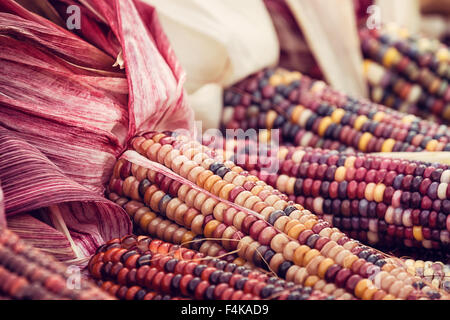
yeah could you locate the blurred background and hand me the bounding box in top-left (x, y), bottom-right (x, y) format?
top-left (138, 0), bottom-right (450, 129)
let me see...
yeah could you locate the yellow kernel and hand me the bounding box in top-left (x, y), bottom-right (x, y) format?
top-left (354, 115), bottom-right (368, 131)
top-left (318, 117), bottom-right (333, 137)
top-left (381, 138), bottom-right (396, 152)
top-left (291, 105), bottom-right (305, 123)
top-left (383, 47), bottom-right (401, 67)
top-left (335, 166), bottom-right (347, 182)
top-left (344, 156), bottom-right (356, 168)
top-left (303, 249), bottom-right (320, 266)
top-left (269, 74), bottom-right (283, 87)
top-left (266, 110), bottom-right (278, 130)
top-left (318, 258), bottom-right (335, 278)
top-left (358, 132), bottom-right (373, 152)
top-left (373, 184), bottom-right (386, 202)
top-left (304, 275), bottom-right (320, 287)
top-left (293, 245), bottom-right (310, 266)
top-left (436, 47), bottom-right (449, 62)
top-left (362, 286), bottom-right (378, 300)
top-left (331, 108), bottom-right (346, 123)
top-left (373, 111), bottom-right (385, 122)
top-left (364, 183), bottom-right (376, 201)
top-left (355, 279), bottom-right (372, 298)
top-left (413, 226), bottom-right (423, 241)
top-left (288, 223), bottom-right (305, 240)
top-left (363, 60), bottom-right (371, 76)
top-left (425, 139), bottom-right (438, 152)
top-left (343, 254), bottom-right (358, 269)
top-left (304, 219), bottom-right (317, 230)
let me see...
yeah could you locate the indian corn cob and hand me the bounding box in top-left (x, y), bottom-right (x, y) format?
top-left (218, 140), bottom-right (450, 252)
top-left (107, 173), bottom-right (248, 266)
top-left (364, 60), bottom-right (444, 123)
top-left (89, 235), bottom-right (333, 300)
top-left (0, 228), bottom-right (114, 300)
top-left (360, 26), bottom-right (450, 122)
top-left (103, 131), bottom-right (449, 300)
top-left (402, 259), bottom-right (450, 293)
top-left (96, 280), bottom-right (187, 300)
top-left (222, 68), bottom-right (450, 152)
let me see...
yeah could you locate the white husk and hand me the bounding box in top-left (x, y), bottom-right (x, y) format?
top-left (286, 0), bottom-right (368, 98)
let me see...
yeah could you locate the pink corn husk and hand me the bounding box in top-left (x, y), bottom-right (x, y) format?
top-left (0, 6), bottom-right (128, 193)
top-left (0, 127), bottom-right (132, 261)
top-left (0, 0), bottom-right (193, 263)
top-left (6, 213), bottom-right (77, 262)
top-left (74, 0), bottom-right (194, 136)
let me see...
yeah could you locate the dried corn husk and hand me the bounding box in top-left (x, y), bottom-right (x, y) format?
top-left (376, 0), bottom-right (421, 33)
top-left (264, 0), bottom-right (323, 79)
top-left (0, 128), bottom-right (132, 261)
top-left (274, 0), bottom-right (423, 100)
top-left (421, 0), bottom-right (450, 15)
top-left (144, 0), bottom-right (279, 93)
top-left (0, 0), bottom-right (193, 263)
top-left (285, 0), bottom-right (367, 97)
top-left (6, 213), bottom-right (78, 262)
top-left (144, 0), bottom-right (279, 130)
top-left (14, 0), bottom-right (66, 27)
